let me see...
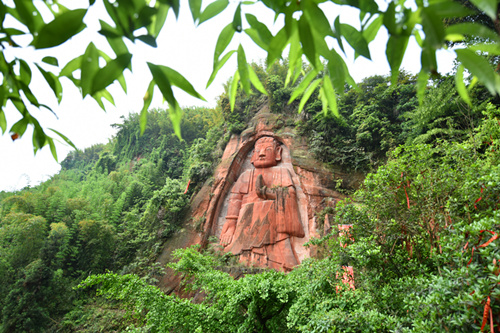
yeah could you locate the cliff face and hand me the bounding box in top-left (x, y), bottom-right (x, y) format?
top-left (158, 104), bottom-right (360, 287)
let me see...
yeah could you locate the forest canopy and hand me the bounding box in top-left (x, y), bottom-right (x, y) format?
top-left (1, 0), bottom-right (499, 156)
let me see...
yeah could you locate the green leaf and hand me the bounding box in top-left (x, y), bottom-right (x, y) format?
top-left (98, 22), bottom-right (121, 38)
top-left (289, 69), bottom-right (318, 104)
top-left (468, 43), bottom-right (500, 55)
top-left (136, 34), bottom-right (157, 47)
top-left (302, 1), bottom-right (333, 37)
top-left (81, 43), bottom-right (99, 97)
top-left (10, 117), bottom-right (29, 137)
top-left (100, 20), bottom-right (130, 57)
top-left (414, 30), bottom-right (424, 47)
top-left (207, 50), bottom-right (236, 88)
top-left (421, 46), bottom-right (438, 74)
top-left (117, 73), bottom-right (127, 94)
top-left (285, 31), bottom-right (302, 86)
top-left (233, 2), bottom-right (242, 32)
top-left (42, 56), bottom-right (58, 66)
top-left (49, 128), bottom-right (77, 150)
top-left (199, 0), bottom-right (229, 25)
top-left (333, 16), bottom-right (346, 55)
top-left (298, 16), bottom-right (317, 67)
top-left (358, 0), bottom-right (379, 14)
top-left (428, 1), bottom-right (473, 18)
top-left (469, 0), bottom-right (498, 20)
top-left (455, 64), bottom-right (472, 107)
top-left (416, 69), bottom-right (429, 105)
top-left (102, 0), bottom-right (121, 34)
top-left (189, 0), bottom-right (201, 22)
top-left (92, 53), bottom-right (132, 94)
top-left (248, 65), bottom-right (267, 95)
top-left (298, 79), bottom-right (321, 113)
top-left (456, 48), bottom-right (500, 95)
top-left (93, 89), bottom-right (115, 110)
top-left (326, 49), bottom-right (347, 94)
top-left (12, 0), bottom-right (43, 33)
top-left (446, 23), bottom-right (500, 43)
top-left (48, 0), bottom-right (70, 12)
top-left (386, 35), bottom-right (409, 84)
top-left (19, 82), bottom-right (40, 107)
top-left (137, 6), bottom-right (157, 29)
top-left (214, 23), bottom-right (235, 64)
top-left (148, 63), bottom-right (180, 129)
top-left (0, 84), bottom-right (4, 108)
top-left (0, 2), bottom-right (6, 25)
top-left (0, 109), bottom-right (6, 134)
top-left (469, 76), bottom-right (479, 90)
top-left (60, 55), bottom-right (82, 79)
top-left (245, 14), bottom-right (272, 47)
top-left (11, 99), bottom-right (27, 116)
top-left (383, 2), bottom-right (397, 35)
top-left (48, 137), bottom-right (58, 162)
top-left (151, 3), bottom-right (169, 38)
top-left (36, 64), bottom-right (63, 103)
top-left (229, 70), bottom-right (240, 111)
top-left (32, 9), bottom-right (87, 49)
top-left (421, 8), bottom-right (445, 49)
top-left (340, 23), bottom-right (371, 59)
top-left (31, 119), bottom-right (47, 150)
top-left (157, 65), bottom-right (206, 101)
top-left (363, 15), bottom-right (383, 43)
top-left (2, 28), bottom-right (26, 37)
top-left (140, 80), bottom-right (155, 135)
top-left (237, 44), bottom-right (251, 94)
top-left (267, 26), bottom-right (289, 67)
top-left (168, 103), bottom-right (183, 140)
top-left (312, 22), bottom-right (333, 59)
top-left (319, 85), bottom-right (329, 116)
top-left (19, 59), bottom-right (32, 85)
top-left (321, 76), bottom-right (339, 117)
top-left (245, 28), bottom-right (268, 50)
top-left (167, 0), bottom-right (180, 18)
top-left (260, 0), bottom-right (286, 12)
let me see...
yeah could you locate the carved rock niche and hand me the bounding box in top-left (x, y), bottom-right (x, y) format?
top-left (214, 133), bottom-right (310, 271)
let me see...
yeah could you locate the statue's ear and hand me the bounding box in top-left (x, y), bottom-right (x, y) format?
top-left (250, 148), bottom-right (257, 165)
top-left (275, 146), bottom-right (282, 162)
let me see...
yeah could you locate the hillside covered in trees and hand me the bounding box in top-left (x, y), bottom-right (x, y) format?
top-left (1, 61), bottom-right (500, 332)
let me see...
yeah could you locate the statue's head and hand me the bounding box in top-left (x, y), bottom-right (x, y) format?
top-left (251, 136), bottom-right (282, 168)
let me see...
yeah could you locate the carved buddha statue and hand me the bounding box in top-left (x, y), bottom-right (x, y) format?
top-left (220, 136), bottom-right (305, 271)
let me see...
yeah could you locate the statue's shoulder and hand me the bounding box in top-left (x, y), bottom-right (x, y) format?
top-left (272, 166), bottom-right (293, 187)
top-left (231, 169), bottom-right (253, 194)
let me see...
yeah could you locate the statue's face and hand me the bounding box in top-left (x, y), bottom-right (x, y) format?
top-left (252, 140), bottom-right (278, 168)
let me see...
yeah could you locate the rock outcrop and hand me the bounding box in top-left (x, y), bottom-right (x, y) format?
top-left (158, 104), bottom-right (356, 287)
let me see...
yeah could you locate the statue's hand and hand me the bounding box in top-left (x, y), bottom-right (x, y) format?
top-left (255, 174), bottom-right (267, 199)
top-left (255, 174), bottom-right (277, 200)
top-left (220, 220), bottom-right (236, 247)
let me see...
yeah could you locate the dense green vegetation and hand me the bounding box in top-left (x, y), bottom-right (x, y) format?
top-left (0, 105), bottom-right (225, 332)
top-left (1, 61), bottom-right (500, 331)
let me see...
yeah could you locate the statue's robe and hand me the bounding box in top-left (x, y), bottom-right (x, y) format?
top-left (225, 166), bottom-right (304, 269)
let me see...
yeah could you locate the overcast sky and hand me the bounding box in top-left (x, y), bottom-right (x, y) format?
top-left (0, 0), bottom-right (455, 192)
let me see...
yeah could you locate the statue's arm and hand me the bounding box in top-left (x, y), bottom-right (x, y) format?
top-left (220, 192), bottom-right (243, 246)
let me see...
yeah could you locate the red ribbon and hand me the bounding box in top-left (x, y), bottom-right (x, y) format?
top-left (184, 179), bottom-right (191, 194)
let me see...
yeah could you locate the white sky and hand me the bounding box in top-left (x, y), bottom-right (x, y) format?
top-left (0, 1), bottom-right (455, 192)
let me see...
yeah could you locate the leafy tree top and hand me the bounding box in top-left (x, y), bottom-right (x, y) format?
top-left (1, 0), bottom-right (499, 158)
